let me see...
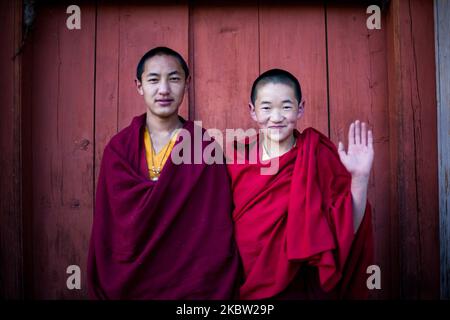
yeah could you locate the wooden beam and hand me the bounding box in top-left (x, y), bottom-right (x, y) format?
top-left (0, 0), bottom-right (24, 299)
top-left (326, 1), bottom-right (390, 299)
top-left (386, 0), bottom-right (439, 298)
top-left (435, 0), bottom-right (450, 300)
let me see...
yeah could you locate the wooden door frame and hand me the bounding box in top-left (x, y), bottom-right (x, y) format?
top-left (0, 0), bottom-right (24, 299)
top-left (435, 0), bottom-right (450, 300)
top-left (385, 0), bottom-right (440, 299)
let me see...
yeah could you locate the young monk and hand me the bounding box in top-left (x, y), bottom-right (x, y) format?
top-left (227, 69), bottom-right (374, 300)
top-left (87, 47), bottom-right (240, 299)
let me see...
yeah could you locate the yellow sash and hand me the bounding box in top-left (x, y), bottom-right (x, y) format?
top-left (144, 127), bottom-right (179, 180)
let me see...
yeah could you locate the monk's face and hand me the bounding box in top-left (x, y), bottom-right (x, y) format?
top-left (250, 82), bottom-right (304, 144)
top-left (136, 54), bottom-right (189, 118)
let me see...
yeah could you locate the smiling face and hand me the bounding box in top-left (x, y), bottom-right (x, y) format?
top-left (250, 82), bottom-right (305, 144)
top-left (135, 54), bottom-right (189, 119)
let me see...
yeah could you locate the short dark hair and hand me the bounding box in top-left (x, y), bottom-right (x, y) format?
top-left (250, 69), bottom-right (302, 105)
top-left (136, 46), bottom-right (190, 81)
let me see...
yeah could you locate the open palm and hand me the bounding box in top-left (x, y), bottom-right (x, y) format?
top-left (338, 120), bottom-right (374, 178)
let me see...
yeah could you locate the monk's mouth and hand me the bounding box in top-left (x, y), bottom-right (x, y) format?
top-left (156, 99), bottom-right (174, 106)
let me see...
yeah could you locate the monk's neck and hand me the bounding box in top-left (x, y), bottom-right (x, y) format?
top-left (145, 111), bottom-right (182, 137)
top-left (262, 134), bottom-right (296, 159)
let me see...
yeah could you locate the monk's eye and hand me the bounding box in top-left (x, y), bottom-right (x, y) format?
top-left (260, 106), bottom-right (270, 110)
top-left (283, 106), bottom-right (293, 110)
top-left (148, 78), bottom-right (159, 83)
top-left (170, 77), bottom-right (181, 82)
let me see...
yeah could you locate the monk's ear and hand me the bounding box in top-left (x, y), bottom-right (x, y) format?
top-left (184, 75), bottom-right (191, 92)
top-left (297, 99), bottom-right (305, 120)
top-left (135, 78), bottom-right (144, 95)
top-left (249, 103), bottom-right (257, 122)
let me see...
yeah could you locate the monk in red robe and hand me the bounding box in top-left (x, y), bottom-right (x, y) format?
top-left (227, 69), bottom-right (374, 300)
top-left (87, 47), bottom-right (240, 299)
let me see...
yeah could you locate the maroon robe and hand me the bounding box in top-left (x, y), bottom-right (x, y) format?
top-left (227, 128), bottom-right (374, 300)
top-left (87, 114), bottom-right (240, 299)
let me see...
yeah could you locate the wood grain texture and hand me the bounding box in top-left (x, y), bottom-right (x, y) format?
top-left (386, 0), bottom-right (439, 299)
top-left (21, 15), bottom-right (34, 299)
top-left (192, 0), bottom-right (259, 132)
top-left (31, 3), bottom-right (95, 299)
top-left (95, 2), bottom-right (120, 194)
top-left (326, 2), bottom-right (390, 299)
top-left (435, 0), bottom-right (450, 300)
top-left (0, 0), bottom-right (24, 299)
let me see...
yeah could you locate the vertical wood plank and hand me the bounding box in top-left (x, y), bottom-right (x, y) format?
top-left (435, 0), bottom-right (450, 300)
top-left (95, 2), bottom-right (119, 193)
top-left (0, 0), bottom-right (23, 299)
top-left (386, 0), bottom-right (439, 299)
top-left (31, 2), bottom-right (95, 299)
top-left (21, 22), bottom-right (34, 300)
top-left (192, 0), bottom-right (259, 132)
top-left (326, 2), bottom-right (391, 299)
top-left (115, 1), bottom-right (189, 131)
top-left (259, 1), bottom-right (328, 135)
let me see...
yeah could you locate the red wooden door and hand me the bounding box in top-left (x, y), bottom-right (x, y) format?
top-left (28, 3), bottom-right (96, 299)
top-left (23, 0), bottom-right (438, 299)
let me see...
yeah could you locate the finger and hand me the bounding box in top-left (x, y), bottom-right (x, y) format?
top-left (355, 120), bottom-right (361, 144)
top-left (348, 122), bottom-right (355, 146)
top-left (368, 129), bottom-right (373, 149)
top-left (338, 141), bottom-right (346, 157)
top-left (361, 122), bottom-right (367, 146)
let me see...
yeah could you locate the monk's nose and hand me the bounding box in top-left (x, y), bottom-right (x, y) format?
top-left (159, 80), bottom-right (170, 95)
top-left (270, 111), bottom-right (283, 122)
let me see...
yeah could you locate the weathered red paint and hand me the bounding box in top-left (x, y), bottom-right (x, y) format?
top-left (0, 0), bottom-right (440, 299)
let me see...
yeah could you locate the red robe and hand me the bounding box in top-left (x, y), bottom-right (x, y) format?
top-left (87, 114), bottom-right (240, 299)
top-left (227, 127), bottom-right (374, 300)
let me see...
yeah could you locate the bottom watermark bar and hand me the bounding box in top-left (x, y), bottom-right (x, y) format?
top-left (2, 300), bottom-right (448, 320)
top-left (176, 303), bottom-right (274, 317)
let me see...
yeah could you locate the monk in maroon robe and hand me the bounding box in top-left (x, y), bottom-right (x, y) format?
top-left (227, 69), bottom-right (374, 300)
top-left (87, 47), bottom-right (239, 299)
